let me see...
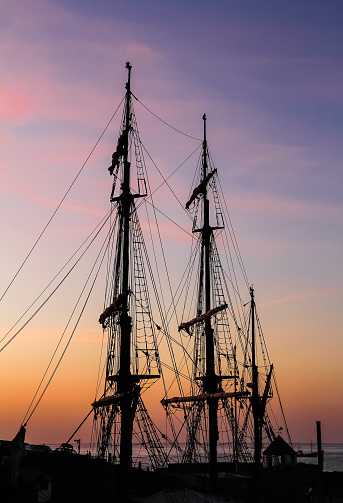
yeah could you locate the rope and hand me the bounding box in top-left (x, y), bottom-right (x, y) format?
top-left (93, 213), bottom-right (119, 401)
top-left (135, 142), bottom-right (202, 231)
top-left (272, 366), bottom-right (292, 444)
top-left (140, 140), bottom-right (193, 221)
top-left (0, 211), bottom-right (112, 353)
top-left (22, 218), bottom-right (112, 425)
top-left (130, 291), bottom-right (199, 380)
top-left (138, 157), bottom-right (187, 397)
top-left (0, 210), bottom-right (111, 347)
top-left (142, 197), bottom-right (195, 241)
top-left (132, 93), bottom-right (201, 141)
top-left (65, 408), bottom-right (94, 446)
top-left (216, 170), bottom-right (249, 288)
top-left (0, 98), bottom-right (124, 303)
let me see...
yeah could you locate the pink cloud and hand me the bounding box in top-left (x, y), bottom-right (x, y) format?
top-left (0, 2), bottom-right (167, 128)
top-left (139, 213), bottom-right (194, 245)
top-left (29, 191), bottom-right (106, 219)
top-left (0, 86), bottom-right (33, 121)
top-left (1, 176), bottom-right (106, 219)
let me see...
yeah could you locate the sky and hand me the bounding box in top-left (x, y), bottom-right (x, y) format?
top-left (0, 0), bottom-right (342, 449)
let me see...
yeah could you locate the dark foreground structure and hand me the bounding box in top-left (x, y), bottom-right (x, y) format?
top-left (1, 446), bottom-right (343, 503)
top-left (0, 448), bottom-right (180, 503)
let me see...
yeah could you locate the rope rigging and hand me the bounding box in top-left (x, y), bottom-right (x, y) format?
top-left (215, 168), bottom-right (250, 288)
top-left (139, 150), bottom-right (188, 396)
top-left (132, 93), bottom-right (202, 141)
top-left (140, 140), bottom-right (196, 220)
top-left (130, 290), bottom-right (200, 387)
top-left (22, 212), bottom-right (117, 426)
top-left (1, 92), bottom-right (201, 353)
top-left (0, 210), bottom-right (113, 352)
top-left (158, 116), bottom-right (293, 478)
top-left (0, 98), bottom-right (125, 304)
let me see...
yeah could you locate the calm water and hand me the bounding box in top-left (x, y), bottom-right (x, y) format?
top-left (52, 442), bottom-right (343, 472)
top-left (296, 443), bottom-right (343, 472)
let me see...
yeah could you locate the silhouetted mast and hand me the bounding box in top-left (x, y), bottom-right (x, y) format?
top-left (250, 286), bottom-right (261, 474)
top-left (201, 114), bottom-right (218, 491)
top-left (160, 107), bottom-right (292, 490)
top-left (118, 61), bottom-right (133, 488)
top-left (93, 62), bottom-right (166, 500)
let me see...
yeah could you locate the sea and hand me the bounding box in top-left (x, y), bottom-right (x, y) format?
top-left (296, 443), bottom-right (343, 472)
top-left (70, 442), bottom-right (343, 472)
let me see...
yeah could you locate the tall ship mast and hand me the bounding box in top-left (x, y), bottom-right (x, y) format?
top-left (162, 114), bottom-right (290, 492)
top-left (91, 62), bottom-right (168, 498)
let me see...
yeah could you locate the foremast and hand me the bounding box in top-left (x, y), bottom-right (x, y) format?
top-left (92, 62), bottom-right (167, 498)
top-left (118, 60), bottom-right (134, 487)
top-left (202, 114), bottom-right (219, 491)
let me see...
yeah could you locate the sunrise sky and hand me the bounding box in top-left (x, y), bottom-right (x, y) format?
top-left (0, 0), bottom-right (342, 448)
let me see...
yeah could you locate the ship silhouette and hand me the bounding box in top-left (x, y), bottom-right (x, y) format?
top-left (0, 62), bottom-right (296, 503)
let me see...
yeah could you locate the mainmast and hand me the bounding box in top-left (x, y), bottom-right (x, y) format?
top-left (162, 112), bottom-right (291, 490)
top-left (163, 114), bottom-right (252, 489)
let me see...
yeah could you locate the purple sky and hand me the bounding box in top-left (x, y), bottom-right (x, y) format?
top-left (0, 0), bottom-right (342, 445)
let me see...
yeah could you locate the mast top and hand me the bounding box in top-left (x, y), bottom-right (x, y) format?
top-left (125, 62), bottom-right (132, 91)
top-left (202, 114), bottom-right (207, 137)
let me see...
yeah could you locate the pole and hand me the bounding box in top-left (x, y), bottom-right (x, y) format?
top-left (316, 421), bottom-right (324, 503)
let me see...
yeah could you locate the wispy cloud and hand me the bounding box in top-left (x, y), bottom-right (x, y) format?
top-left (259, 285), bottom-right (343, 308)
top-left (228, 190), bottom-right (342, 223)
